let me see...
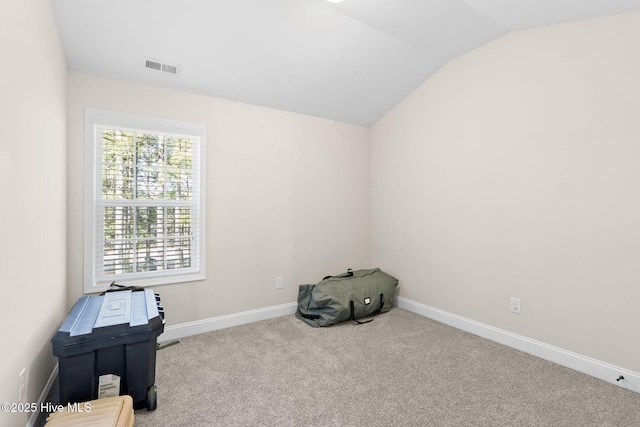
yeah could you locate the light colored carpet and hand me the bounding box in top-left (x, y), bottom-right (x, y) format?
top-left (135, 308), bottom-right (639, 426)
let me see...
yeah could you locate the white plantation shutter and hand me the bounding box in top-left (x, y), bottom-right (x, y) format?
top-left (85, 109), bottom-right (206, 292)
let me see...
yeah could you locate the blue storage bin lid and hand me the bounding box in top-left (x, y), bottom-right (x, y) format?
top-left (52, 289), bottom-right (163, 355)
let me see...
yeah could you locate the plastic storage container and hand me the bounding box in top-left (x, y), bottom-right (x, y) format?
top-left (52, 289), bottom-right (164, 410)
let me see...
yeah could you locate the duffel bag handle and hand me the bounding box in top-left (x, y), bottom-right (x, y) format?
top-left (322, 268), bottom-right (354, 281)
top-left (349, 293), bottom-right (384, 325)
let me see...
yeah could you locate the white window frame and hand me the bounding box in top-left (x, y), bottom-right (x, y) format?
top-left (84, 108), bottom-right (206, 293)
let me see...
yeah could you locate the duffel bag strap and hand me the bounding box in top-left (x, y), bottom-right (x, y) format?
top-left (322, 268), bottom-right (354, 281)
top-left (349, 293), bottom-right (384, 325)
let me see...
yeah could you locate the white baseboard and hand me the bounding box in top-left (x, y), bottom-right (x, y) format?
top-left (27, 363), bottom-right (58, 427)
top-left (159, 302), bottom-right (298, 343)
top-left (395, 296), bottom-right (640, 394)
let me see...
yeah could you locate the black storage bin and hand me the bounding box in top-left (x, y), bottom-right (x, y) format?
top-left (52, 289), bottom-right (164, 410)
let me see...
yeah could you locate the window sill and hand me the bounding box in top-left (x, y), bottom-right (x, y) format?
top-left (84, 272), bottom-right (206, 294)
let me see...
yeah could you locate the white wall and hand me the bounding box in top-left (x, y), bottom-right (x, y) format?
top-left (67, 72), bottom-right (370, 324)
top-left (0, 1), bottom-right (68, 426)
top-left (371, 11), bottom-right (640, 373)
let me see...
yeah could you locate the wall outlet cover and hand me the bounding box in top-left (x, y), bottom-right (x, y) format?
top-left (19, 368), bottom-right (27, 402)
top-left (510, 297), bottom-right (521, 314)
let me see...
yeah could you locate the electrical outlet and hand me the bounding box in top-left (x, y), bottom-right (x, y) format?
top-left (510, 297), bottom-right (521, 314)
top-left (276, 277), bottom-right (284, 289)
top-left (18, 368), bottom-right (27, 403)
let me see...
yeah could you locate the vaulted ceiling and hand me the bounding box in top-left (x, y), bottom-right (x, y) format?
top-left (52, 0), bottom-right (640, 126)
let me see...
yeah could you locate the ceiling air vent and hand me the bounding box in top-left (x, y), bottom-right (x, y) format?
top-left (161, 63), bottom-right (179, 74)
top-left (143, 57), bottom-right (180, 75)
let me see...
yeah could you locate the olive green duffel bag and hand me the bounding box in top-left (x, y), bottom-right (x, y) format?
top-left (296, 268), bottom-right (398, 327)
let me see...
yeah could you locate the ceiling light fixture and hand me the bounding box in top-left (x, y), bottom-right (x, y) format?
top-left (326, 0), bottom-right (345, 3)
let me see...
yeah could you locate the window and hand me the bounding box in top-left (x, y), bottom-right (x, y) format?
top-left (85, 109), bottom-right (206, 292)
